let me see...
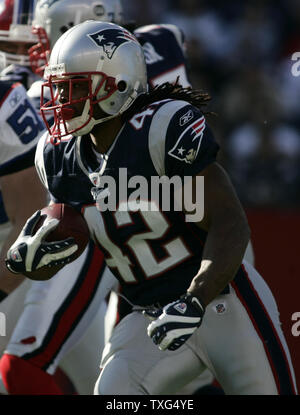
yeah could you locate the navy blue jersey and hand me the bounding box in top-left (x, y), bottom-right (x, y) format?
top-left (134, 24), bottom-right (191, 88)
top-left (36, 99), bottom-right (219, 307)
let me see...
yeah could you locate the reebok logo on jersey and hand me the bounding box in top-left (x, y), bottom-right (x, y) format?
top-left (9, 92), bottom-right (22, 108)
top-left (88, 28), bottom-right (138, 59)
top-left (179, 109), bottom-right (194, 126)
top-left (174, 302), bottom-right (187, 314)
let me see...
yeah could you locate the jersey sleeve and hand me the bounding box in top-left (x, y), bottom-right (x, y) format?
top-left (0, 81), bottom-right (46, 176)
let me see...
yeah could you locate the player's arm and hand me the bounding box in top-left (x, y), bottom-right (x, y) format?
top-left (146, 163), bottom-right (250, 351)
top-left (145, 103), bottom-right (250, 351)
top-left (4, 134), bottom-right (80, 280)
top-left (186, 162), bottom-right (250, 306)
top-left (0, 166), bottom-right (47, 295)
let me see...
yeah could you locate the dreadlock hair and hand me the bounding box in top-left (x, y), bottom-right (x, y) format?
top-left (122, 80), bottom-right (212, 122)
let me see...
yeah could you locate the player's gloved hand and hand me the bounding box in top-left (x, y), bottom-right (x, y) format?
top-left (5, 210), bottom-right (78, 275)
top-left (144, 293), bottom-right (205, 351)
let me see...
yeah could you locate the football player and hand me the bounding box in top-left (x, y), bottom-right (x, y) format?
top-left (1, 0), bottom-right (214, 396)
top-left (8, 0), bottom-right (251, 395)
top-left (6, 21), bottom-right (297, 395)
top-left (28, 0), bottom-right (221, 395)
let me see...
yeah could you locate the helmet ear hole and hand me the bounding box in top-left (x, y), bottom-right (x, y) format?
top-left (117, 80), bottom-right (127, 92)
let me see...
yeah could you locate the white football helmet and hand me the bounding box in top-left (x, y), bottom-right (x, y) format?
top-left (0, 0), bottom-right (37, 69)
top-left (30, 0), bottom-right (124, 76)
top-left (41, 20), bottom-right (147, 142)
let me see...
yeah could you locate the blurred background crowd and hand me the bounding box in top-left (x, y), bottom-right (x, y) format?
top-left (125, 0), bottom-right (300, 208)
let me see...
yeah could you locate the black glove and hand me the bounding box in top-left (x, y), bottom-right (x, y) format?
top-left (5, 210), bottom-right (78, 275)
top-left (144, 293), bottom-right (205, 351)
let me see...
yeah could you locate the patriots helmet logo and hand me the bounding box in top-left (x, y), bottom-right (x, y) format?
top-left (88, 28), bottom-right (138, 59)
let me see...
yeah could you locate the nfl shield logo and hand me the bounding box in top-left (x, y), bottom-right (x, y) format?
top-left (214, 302), bottom-right (227, 314)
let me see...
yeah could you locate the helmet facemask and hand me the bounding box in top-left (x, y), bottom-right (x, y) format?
top-left (40, 71), bottom-right (119, 144)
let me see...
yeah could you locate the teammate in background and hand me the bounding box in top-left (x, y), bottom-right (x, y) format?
top-left (0, 0), bottom-right (121, 395)
top-left (6, 20), bottom-right (297, 395)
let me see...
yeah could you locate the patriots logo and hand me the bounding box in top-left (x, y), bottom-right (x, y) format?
top-left (168, 116), bottom-right (206, 164)
top-left (88, 28), bottom-right (138, 59)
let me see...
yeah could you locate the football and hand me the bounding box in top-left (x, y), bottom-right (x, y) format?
top-left (24, 203), bottom-right (90, 281)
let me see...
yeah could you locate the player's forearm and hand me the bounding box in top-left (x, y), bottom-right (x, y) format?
top-left (187, 217), bottom-right (250, 307)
